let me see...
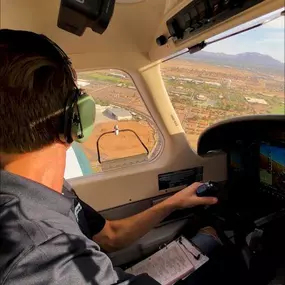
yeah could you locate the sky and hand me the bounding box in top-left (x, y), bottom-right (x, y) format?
top-left (204, 8), bottom-right (285, 62)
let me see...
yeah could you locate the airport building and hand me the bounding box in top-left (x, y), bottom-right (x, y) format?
top-left (77, 80), bottom-right (90, 87)
top-left (245, 97), bottom-right (268, 105)
top-left (107, 107), bottom-right (133, 121)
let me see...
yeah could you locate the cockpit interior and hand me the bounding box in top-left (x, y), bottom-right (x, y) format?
top-left (1, 0), bottom-right (284, 284)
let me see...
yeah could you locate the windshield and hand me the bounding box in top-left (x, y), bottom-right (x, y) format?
top-left (161, 9), bottom-right (284, 149)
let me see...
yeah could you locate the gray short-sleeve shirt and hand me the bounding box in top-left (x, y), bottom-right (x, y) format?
top-left (0, 170), bottom-right (158, 285)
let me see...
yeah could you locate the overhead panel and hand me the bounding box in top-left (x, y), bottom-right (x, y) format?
top-left (166, 0), bottom-right (265, 43)
top-left (149, 0), bottom-right (284, 61)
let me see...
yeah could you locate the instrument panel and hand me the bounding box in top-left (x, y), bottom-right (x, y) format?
top-left (198, 115), bottom-right (285, 207)
top-left (197, 116), bottom-right (285, 282)
top-left (259, 143), bottom-right (285, 197)
top-left (229, 138), bottom-right (285, 201)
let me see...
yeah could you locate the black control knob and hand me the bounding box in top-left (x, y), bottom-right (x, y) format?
top-left (156, 35), bottom-right (168, 46)
top-left (196, 181), bottom-right (219, 197)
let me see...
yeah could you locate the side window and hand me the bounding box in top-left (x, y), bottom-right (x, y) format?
top-left (161, 10), bottom-right (284, 150)
top-left (64, 70), bottom-right (161, 179)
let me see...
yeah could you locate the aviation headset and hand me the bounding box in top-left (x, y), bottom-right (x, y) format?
top-left (0, 29), bottom-right (96, 145)
top-left (40, 35), bottom-right (96, 144)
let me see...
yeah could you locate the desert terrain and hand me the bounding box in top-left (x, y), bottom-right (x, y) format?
top-left (76, 58), bottom-right (284, 173)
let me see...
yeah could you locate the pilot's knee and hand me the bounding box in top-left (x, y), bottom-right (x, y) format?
top-left (191, 226), bottom-right (222, 255)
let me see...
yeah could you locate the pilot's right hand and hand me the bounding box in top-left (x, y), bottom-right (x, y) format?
top-left (166, 182), bottom-right (218, 210)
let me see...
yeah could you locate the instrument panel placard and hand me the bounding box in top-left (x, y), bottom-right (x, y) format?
top-left (158, 167), bottom-right (203, 191)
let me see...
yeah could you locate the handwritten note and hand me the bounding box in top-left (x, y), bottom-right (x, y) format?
top-left (126, 240), bottom-right (195, 285)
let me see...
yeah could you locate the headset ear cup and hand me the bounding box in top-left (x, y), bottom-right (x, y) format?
top-left (72, 93), bottom-right (96, 143)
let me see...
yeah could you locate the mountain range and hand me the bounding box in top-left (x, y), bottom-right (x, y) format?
top-left (181, 51), bottom-right (284, 75)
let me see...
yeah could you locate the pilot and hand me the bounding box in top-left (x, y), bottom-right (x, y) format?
top-left (0, 29), bottom-right (220, 285)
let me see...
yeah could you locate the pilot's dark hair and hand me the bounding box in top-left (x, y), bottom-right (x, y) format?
top-left (0, 29), bottom-right (77, 154)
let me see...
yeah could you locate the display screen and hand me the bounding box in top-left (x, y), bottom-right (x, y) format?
top-left (230, 151), bottom-right (243, 172)
top-left (260, 144), bottom-right (285, 191)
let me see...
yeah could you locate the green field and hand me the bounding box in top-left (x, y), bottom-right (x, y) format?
top-left (80, 72), bottom-right (132, 85)
top-left (271, 105), bottom-right (285, 114)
